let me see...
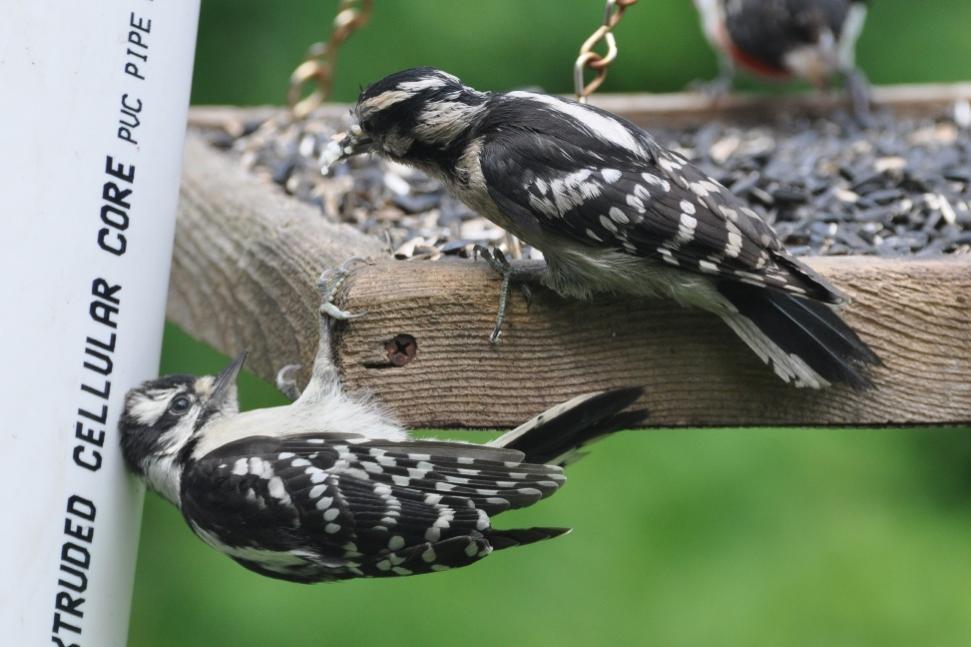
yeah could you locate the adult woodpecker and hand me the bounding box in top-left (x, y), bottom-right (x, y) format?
top-left (692, 0), bottom-right (870, 114)
top-left (326, 67), bottom-right (880, 389)
top-left (119, 267), bottom-right (646, 583)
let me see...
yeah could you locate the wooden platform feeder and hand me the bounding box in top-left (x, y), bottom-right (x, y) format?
top-left (174, 84), bottom-right (971, 428)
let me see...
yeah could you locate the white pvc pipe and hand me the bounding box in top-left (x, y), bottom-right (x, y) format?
top-left (0, 3), bottom-right (200, 645)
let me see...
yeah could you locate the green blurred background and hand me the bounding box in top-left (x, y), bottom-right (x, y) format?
top-left (131, 2), bottom-right (971, 645)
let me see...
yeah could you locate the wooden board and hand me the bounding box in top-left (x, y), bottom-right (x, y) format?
top-left (171, 135), bottom-right (386, 384)
top-left (331, 256), bottom-right (971, 428)
top-left (174, 87), bottom-right (971, 428)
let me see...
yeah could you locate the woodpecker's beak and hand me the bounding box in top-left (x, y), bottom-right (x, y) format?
top-left (321, 124), bottom-right (372, 170)
top-left (340, 124), bottom-right (374, 156)
top-left (210, 351), bottom-right (247, 406)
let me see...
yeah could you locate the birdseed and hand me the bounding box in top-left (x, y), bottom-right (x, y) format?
top-left (208, 101), bottom-right (971, 260)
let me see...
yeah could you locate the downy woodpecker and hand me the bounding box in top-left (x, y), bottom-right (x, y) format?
top-left (326, 68), bottom-right (880, 389)
top-left (692, 0), bottom-right (870, 113)
top-left (119, 267), bottom-right (646, 583)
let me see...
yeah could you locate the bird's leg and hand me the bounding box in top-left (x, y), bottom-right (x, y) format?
top-left (473, 244), bottom-right (535, 344)
top-left (295, 257), bottom-right (368, 406)
top-left (690, 54), bottom-right (735, 100)
top-left (499, 234), bottom-right (535, 309)
top-left (843, 67), bottom-right (872, 125)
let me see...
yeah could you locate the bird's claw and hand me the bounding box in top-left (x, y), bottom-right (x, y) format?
top-left (318, 257), bottom-right (369, 321)
top-left (275, 364), bottom-right (303, 401)
top-left (689, 77), bottom-right (731, 100)
top-left (299, 257), bottom-right (368, 405)
top-left (473, 244), bottom-right (509, 274)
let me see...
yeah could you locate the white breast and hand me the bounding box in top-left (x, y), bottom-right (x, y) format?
top-left (190, 392), bottom-right (407, 460)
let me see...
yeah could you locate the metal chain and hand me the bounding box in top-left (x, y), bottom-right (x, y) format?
top-left (287, 0), bottom-right (373, 119)
top-left (574, 0), bottom-right (637, 103)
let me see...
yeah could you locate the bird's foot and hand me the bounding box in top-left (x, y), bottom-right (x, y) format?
top-left (689, 75), bottom-right (733, 101)
top-left (275, 363), bottom-right (303, 401)
top-left (299, 257), bottom-right (369, 404)
top-left (318, 257), bottom-right (369, 321)
top-left (689, 59), bottom-right (735, 102)
top-left (473, 245), bottom-right (533, 344)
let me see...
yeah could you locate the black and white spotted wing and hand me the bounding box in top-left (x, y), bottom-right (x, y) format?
top-left (180, 433), bottom-right (567, 583)
top-left (478, 94), bottom-right (841, 302)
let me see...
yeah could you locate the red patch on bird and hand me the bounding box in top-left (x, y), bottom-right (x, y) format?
top-left (727, 42), bottom-right (791, 78)
top-left (715, 22), bottom-right (790, 79)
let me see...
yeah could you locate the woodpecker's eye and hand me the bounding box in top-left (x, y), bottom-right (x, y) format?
top-left (169, 395), bottom-right (191, 415)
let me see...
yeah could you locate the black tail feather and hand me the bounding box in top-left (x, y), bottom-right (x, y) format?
top-left (486, 527), bottom-right (571, 550)
top-left (717, 281), bottom-right (880, 390)
top-left (778, 292), bottom-right (882, 365)
top-left (490, 387), bottom-right (647, 466)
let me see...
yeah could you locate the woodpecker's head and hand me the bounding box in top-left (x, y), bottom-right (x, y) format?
top-left (119, 352), bottom-right (246, 480)
top-left (332, 67), bottom-right (487, 167)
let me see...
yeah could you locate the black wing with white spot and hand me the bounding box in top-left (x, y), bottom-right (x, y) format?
top-left (478, 94), bottom-right (841, 302)
top-left (180, 434), bottom-right (567, 583)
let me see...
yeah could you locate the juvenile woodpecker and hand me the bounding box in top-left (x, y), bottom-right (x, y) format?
top-left (327, 68), bottom-right (880, 389)
top-left (692, 0), bottom-right (870, 113)
top-left (120, 268), bottom-right (646, 583)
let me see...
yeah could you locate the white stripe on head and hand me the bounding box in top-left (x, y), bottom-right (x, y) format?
top-left (398, 77), bottom-right (447, 92)
top-left (507, 91), bottom-right (646, 157)
top-left (414, 99), bottom-right (487, 144)
top-left (359, 89), bottom-right (415, 114)
top-left (359, 73), bottom-right (460, 116)
top-left (129, 389), bottom-right (178, 426)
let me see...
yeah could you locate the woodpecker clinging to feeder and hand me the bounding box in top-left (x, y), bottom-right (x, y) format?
top-left (692, 0), bottom-right (870, 114)
top-left (119, 266), bottom-right (646, 583)
top-left (324, 68), bottom-right (880, 389)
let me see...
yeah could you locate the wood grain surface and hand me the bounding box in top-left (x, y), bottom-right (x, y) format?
top-left (330, 256), bottom-right (971, 428)
top-left (169, 134), bottom-right (385, 385)
top-left (171, 91), bottom-right (971, 428)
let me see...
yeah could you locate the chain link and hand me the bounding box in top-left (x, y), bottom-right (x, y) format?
top-left (287, 0), bottom-right (373, 119)
top-left (574, 0), bottom-right (637, 103)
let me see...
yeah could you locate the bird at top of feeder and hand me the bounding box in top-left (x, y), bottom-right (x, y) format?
top-left (119, 264), bottom-right (646, 583)
top-left (692, 0), bottom-right (871, 115)
top-left (327, 67), bottom-right (881, 390)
